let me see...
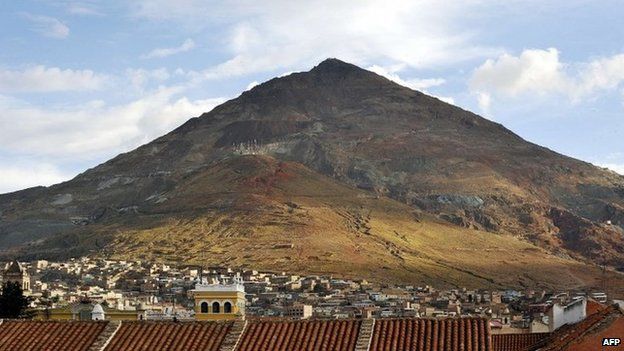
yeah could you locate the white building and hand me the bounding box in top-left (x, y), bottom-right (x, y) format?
top-left (548, 297), bottom-right (586, 332)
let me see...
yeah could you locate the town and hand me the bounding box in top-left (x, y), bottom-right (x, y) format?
top-left (1, 257), bottom-right (614, 335)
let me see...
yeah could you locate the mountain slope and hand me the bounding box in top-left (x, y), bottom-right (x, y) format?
top-left (1, 59), bottom-right (623, 290)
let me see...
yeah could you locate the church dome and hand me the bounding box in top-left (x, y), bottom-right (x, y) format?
top-left (92, 304), bottom-right (105, 314)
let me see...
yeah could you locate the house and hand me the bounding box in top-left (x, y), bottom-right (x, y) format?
top-left (540, 304), bottom-right (624, 351)
top-left (547, 297), bottom-right (586, 332)
top-left (491, 298), bottom-right (615, 351)
top-left (283, 303), bottom-right (313, 319)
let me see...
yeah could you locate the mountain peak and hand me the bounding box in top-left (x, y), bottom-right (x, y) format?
top-left (311, 58), bottom-right (366, 74)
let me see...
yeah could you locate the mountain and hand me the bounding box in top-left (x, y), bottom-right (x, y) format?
top-left (1, 59), bottom-right (624, 290)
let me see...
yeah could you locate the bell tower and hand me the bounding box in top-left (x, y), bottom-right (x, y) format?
top-left (191, 277), bottom-right (246, 320)
top-left (3, 260), bottom-right (30, 293)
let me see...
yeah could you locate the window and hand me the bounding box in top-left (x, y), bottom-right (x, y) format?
top-left (212, 302), bottom-right (220, 313)
top-left (224, 302), bottom-right (232, 313)
top-left (200, 302), bottom-right (208, 313)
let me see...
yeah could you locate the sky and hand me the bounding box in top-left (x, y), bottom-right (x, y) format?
top-left (0, 0), bottom-right (623, 193)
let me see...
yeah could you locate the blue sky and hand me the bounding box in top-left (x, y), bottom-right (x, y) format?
top-left (0, 0), bottom-right (623, 193)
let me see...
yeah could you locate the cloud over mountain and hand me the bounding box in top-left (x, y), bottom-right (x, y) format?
top-left (0, 66), bottom-right (107, 93)
top-left (470, 48), bottom-right (624, 110)
top-left (22, 13), bottom-right (70, 39)
top-left (141, 39), bottom-right (196, 59)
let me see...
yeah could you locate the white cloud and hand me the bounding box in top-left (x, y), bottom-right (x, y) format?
top-left (245, 81), bottom-right (259, 91)
top-left (0, 90), bottom-right (225, 160)
top-left (476, 92), bottom-right (491, 113)
top-left (366, 64), bottom-right (454, 104)
top-left (23, 14), bottom-right (70, 39)
top-left (0, 69), bottom-right (225, 192)
top-left (470, 48), bottom-right (566, 97)
top-left (0, 66), bottom-right (108, 93)
top-left (126, 68), bottom-right (171, 90)
top-left (0, 61), bottom-right (224, 192)
top-left (596, 153), bottom-right (624, 175)
top-left (576, 54), bottom-right (624, 97)
top-left (66, 2), bottom-right (103, 16)
top-left (367, 65), bottom-right (445, 91)
top-left (0, 163), bottom-right (73, 194)
top-left (141, 39), bottom-right (196, 59)
top-left (434, 95), bottom-right (455, 105)
top-left (598, 164), bottom-right (624, 175)
top-left (131, 1), bottom-right (500, 81)
top-left (469, 48), bottom-right (624, 111)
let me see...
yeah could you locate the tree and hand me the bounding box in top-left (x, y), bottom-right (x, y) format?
top-left (0, 281), bottom-right (33, 319)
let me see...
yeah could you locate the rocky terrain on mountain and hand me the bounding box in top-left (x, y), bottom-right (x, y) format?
top-left (1, 59), bottom-right (623, 290)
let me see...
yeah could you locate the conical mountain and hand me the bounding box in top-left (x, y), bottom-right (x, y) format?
top-left (1, 59), bottom-right (623, 290)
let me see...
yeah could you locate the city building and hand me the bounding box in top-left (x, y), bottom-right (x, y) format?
top-left (548, 297), bottom-right (587, 332)
top-left (283, 303), bottom-right (313, 319)
top-left (2, 260), bottom-right (31, 292)
top-left (36, 300), bottom-right (141, 321)
top-left (191, 278), bottom-right (246, 320)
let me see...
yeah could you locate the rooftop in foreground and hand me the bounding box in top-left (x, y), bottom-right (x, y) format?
top-left (1, 307), bottom-right (622, 351)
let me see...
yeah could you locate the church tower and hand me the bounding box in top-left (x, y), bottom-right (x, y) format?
top-left (3, 260), bottom-right (30, 293)
top-left (191, 277), bottom-right (246, 320)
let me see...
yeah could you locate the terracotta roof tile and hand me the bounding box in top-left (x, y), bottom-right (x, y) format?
top-left (236, 319), bottom-right (361, 351)
top-left (6, 316), bottom-right (620, 351)
top-left (369, 318), bottom-right (492, 351)
top-left (586, 299), bottom-right (607, 317)
top-left (492, 333), bottom-right (550, 351)
top-left (541, 305), bottom-right (624, 351)
top-left (0, 320), bottom-right (107, 351)
top-left (104, 321), bottom-right (233, 351)
top-left (565, 316), bottom-right (624, 351)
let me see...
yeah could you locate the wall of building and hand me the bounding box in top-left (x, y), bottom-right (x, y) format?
top-left (548, 298), bottom-right (586, 332)
top-left (530, 320), bottom-right (550, 333)
top-left (193, 290), bottom-right (246, 321)
top-left (34, 308), bottom-right (140, 321)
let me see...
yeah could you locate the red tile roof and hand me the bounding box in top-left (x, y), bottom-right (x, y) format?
top-left (492, 333), bottom-right (550, 351)
top-left (0, 320), bottom-right (107, 351)
top-left (236, 319), bottom-right (361, 351)
top-left (369, 318), bottom-right (492, 351)
top-left (585, 299), bottom-right (607, 316)
top-left (541, 305), bottom-right (624, 351)
top-left (566, 316), bottom-right (624, 351)
top-left (104, 321), bottom-right (232, 351)
top-left (6, 315), bottom-right (619, 351)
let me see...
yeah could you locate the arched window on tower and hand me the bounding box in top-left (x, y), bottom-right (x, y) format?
top-left (224, 302), bottom-right (232, 313)
top-left (200, 302), bottom-right (208, 313)
top-left (212, 301), bottom-right (220, 313)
